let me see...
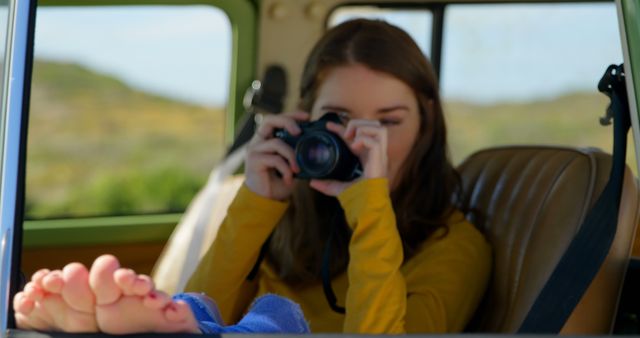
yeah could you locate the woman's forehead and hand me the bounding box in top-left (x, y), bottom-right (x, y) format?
top-left (314, 64), bottom-right (417, 111)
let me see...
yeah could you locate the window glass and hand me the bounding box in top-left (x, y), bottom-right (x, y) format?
top-left (329, 6), bottom-right (433, 57)
top-left (440, 3), bottom-right (634, 170)
top-left (0, 2), bottom-right (7, 100)
top-left (25, 6), bottom-right (231, 219)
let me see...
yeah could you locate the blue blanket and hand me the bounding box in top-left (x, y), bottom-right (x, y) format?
top-left (173, 293), bottom-right (310, 334)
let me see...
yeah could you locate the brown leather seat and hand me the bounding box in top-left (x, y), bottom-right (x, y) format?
top-left (458, 146), bottom-right (640, 333)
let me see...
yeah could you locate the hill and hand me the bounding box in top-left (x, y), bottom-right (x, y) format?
top-left (26, 60), bottom-right (227, 219)
top-left (444, 93), bottom-right (636, 167)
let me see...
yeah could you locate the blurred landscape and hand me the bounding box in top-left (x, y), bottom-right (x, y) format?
top-left (26, 60), bottom-right (226, 219)
top-left (24, 60), bottom-right (637, 219)
top-left (444, 93), bottom-right (637, 167)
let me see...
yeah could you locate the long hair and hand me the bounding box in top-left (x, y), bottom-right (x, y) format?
top-left (266, 19), bottom-right (461, 285)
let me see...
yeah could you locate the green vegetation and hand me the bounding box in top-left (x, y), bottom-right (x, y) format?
top-left (26, 60), bottom-right (226, 219)
top-left (445, 93), bottom-right (637, 171)
top-left (24, 60), bottom-right (636, 220)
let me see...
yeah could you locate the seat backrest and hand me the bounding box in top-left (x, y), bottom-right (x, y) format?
top-left (458, 146), bottom-right (640, 333)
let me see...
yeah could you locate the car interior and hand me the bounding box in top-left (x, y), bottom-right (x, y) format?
top-left (2, 0), bottom-right (640, 337)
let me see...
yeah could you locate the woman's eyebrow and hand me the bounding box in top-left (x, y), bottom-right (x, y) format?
top-left (378, 105), bottom-right (409, 114)
top-left (320, 105), bottom-right (351, 113)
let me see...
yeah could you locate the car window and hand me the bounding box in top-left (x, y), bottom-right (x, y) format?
top-left (25, 5), bottom-right (231, 219)
top-left (439, 2), bottom-right (635, 170)
top-left (328, 6), bottom-right (433, 57)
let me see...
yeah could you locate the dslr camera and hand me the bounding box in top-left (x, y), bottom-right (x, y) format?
top-left (274, 112), bottom-right (362, 181)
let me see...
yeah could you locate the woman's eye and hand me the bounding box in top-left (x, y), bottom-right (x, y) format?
top-left (380, 119), bottom-right (400, 126)
top-left (336, 112), bottom-right (350, 124)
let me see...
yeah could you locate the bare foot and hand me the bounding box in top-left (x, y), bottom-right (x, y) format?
top-left (89, 254), bottom-right (200, 334)
top-left (13, 264), bottom-right (98, 332)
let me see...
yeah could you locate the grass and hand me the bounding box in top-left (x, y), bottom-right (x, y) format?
top-left (26, 60), bottom-right (226, 219)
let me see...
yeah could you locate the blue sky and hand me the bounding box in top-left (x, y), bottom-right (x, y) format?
top-left (34, 2), bottom-right (622, 107)
top-left (34, 6), bottom-right (231, 107)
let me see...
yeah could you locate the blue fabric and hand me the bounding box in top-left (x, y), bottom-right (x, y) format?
top-left (173, 293), bottom-right (310, 334)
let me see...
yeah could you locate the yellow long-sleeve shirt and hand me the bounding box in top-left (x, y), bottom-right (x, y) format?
top-left (186, 178), bottom-right (492, 333)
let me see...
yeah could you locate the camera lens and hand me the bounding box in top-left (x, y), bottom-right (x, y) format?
top-left (296, 134), bottom-right (337, 177)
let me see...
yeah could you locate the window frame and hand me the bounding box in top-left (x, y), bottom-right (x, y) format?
top-left (22, 0), bottom-right (256, 248)
top-left (0, 0), bottom-right (37, 330)
top-left (620, 0), bottom-right (640, 173)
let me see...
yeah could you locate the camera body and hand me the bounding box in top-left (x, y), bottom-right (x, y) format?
top-left (274, 112), bottom-right (362, 181)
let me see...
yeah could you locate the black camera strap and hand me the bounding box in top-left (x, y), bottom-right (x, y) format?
top-left (247, 207), bottom-right (347, 315)
top-left (518, 64), bottom-right (631, 333)
top-left (322, 210), bottom-right (347, 314)
top-left (246, 236), bottom-right (270, 281)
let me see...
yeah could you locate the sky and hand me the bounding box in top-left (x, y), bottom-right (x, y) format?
top-left (33, 2), bottom-right (623, 107)
top-left (34, 6), bottom-right (231, 107)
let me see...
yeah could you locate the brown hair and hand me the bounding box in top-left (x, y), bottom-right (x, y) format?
top-left (266, 19), bottom-right (461, 285)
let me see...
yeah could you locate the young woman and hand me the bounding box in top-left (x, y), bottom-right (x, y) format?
top-left (186, 18), bottom-right (492, 333)
top-left (13, 19), bottom-right (491, 334)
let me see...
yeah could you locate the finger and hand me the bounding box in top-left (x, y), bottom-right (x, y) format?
top-left (344, 119), bottom-right (382, 140)
top-left (309, 179), bottom-right (330, 194)
top-left (355, 125), bottom-right (387, 141)
top-left (254, 113), bottom-right (308, 139)
top-left (309, 179), bottom-right (349, 197)
top-left (325, 122), bottom-right (346, 136)
top-left (249, 138), bottom-right (299, 172)
top-left (253, 154), bottom-right (294, 185)
top-left (350, 136), bottom-right (382, 153)
top-left (289, 111), bottom-right (311, 121)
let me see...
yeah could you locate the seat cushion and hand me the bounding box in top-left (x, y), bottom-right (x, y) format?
top-left (458, 146), bottom-right (637, 333)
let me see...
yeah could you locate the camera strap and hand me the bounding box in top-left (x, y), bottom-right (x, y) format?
top-left (247, 204), bottom-right (347, 314)
top-left (321, 210), bottom-right (347, 314)
top-left (246, 236), bottom-right (270, 281)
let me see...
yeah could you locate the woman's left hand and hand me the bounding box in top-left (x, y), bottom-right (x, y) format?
top-left (309, 119), bottom-right (388, 196)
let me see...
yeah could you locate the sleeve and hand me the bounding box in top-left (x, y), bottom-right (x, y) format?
top-left (402, 220), bottom-right (492, 332)
top-left (337, 179), bottom-right (492, 333)
top-left (185, 183), bottom-right (290, 324)
top-left (337, 178), bottom-right (407, 333)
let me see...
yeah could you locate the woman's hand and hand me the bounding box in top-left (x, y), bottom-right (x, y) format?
top-left (244, 112), bottom-right (309, 200)
top-left (310, 119), bottom-right (388, 196)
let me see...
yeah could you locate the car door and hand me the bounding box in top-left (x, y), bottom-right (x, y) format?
top-left (0, 0), bottom-right (36, 332)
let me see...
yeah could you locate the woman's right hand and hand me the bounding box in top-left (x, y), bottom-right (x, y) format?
top-left (244, 111), bottom-right (309, 200)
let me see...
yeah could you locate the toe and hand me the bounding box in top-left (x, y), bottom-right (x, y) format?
top-left (164, 301), bottom-right (199, 333)
top-left (114, 271), bottom-right (153, 296)
top-left (31, 269), bottom-right (50, 285)
top-left (13, 292), bottom-right (34, 315)
top-left (42, 270), bottom-right (64, 293)
top-left (142, 290), bottom-right (171, 310)
top-left (89, 255), bottom-right (122, 305)
top-left (61, 263), bottom-right (95, 313)
top-left (164, 301), bottom-right (189, 322)
top-left (23, 282), bottom-right (45, 301)
top-left (132, 275), bottom-right (153, 296)
top-left (113, 269), bottom-right (137, 296)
